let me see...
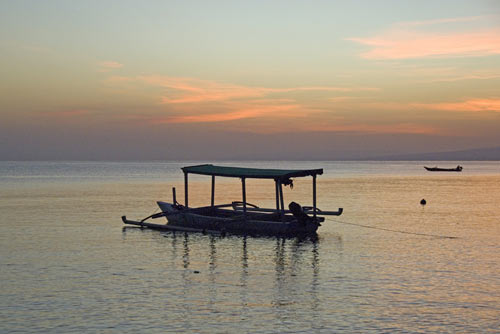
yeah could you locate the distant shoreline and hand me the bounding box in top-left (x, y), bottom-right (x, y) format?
top-left (1, 147), bottom-right (499, 162)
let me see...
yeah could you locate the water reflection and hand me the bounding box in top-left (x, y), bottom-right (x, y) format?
top-left (311, 240), bottom-right (320, 312)
top-left (240, 236), bottom-right (249, 314)
top-left (173, 233), bottom-right (322, 314)
top-left (271, 236), bottom-right (322, 325)
top-left (122, 227), bottom-right (342, 326)
top-left (182, 233), bottom-right (190, 269)
top-left (208, 235), bottom-right (217, 309)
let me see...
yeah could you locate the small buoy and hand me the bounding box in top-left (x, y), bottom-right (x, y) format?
top-left (420, 199), bottom-right (427, 206)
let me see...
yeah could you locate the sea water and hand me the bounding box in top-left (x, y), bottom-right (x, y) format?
top-left (0, 161), bottom-right (499, 333)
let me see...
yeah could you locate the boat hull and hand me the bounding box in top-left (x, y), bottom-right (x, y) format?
top-left (424, 166), bottom-right (462, 172)
top-left (168, 212), bottom-right (318, 236)
top-left (122, 201), bottom-right (320, 237)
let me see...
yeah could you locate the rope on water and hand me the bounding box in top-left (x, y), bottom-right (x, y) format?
top-left (329, 218), bottom-right (458, 239)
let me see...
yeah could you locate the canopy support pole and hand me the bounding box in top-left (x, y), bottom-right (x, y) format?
top-left (184, 172), bottom-right (189, 208)
top-left (278, 180), bottom-right (285, 221)
top-left (211, 175), bottom-right (215, 207)
top-left (241, 177), bottom-right (247, 219)
top-left (313, 175), bottom-right (317, 220)
top-left (275, 180), bottom-right (280, 212)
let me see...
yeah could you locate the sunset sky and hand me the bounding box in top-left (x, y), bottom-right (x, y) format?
top-left (1, 0), bottom-right (499, 160)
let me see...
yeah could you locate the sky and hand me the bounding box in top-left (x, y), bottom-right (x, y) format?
top-left (1, 0), bottom-right (499, 160)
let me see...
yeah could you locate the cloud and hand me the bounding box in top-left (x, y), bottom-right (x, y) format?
top-left (98, 61), bottom-right (123, 72)
top-left (113, 75), bottom-right (377, 104)
top-left (331, 98), bottom-right (500, 113)
top-left (105, 75), bottom-right (379, 124)
top-left (328, 96), bottom-right (370, 103)
top-left (391, 65), bottom-right (500, 83)
top-left (298, 123), bottom-right (438, 135)
top-left (414, 98), bottom-right (500, 112)
top-left (348, 16), bottom-right (500, 59)
top-left (104, 74), bottom-right (498, 136)
top-left (40, 109), bottom-right (93, 117)
top-left (425, 73), bottom-right (500, 83)
top-left (161, 104), bottom-right (300, 123)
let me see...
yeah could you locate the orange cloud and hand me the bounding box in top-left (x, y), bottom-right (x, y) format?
top-left (350, 30), bottom-right (500, 59)
top-left (134, 76), bottom-right (261, 103)
top-left (329, 98), bottom-right (500, 113)
top-left (98, 61), bottom-right (123, 72)
top-left (197, 112), bottom-right (440, 134)
top-left (376, 64), bottom-right (500, 83)
top-left (348, 16), bottom-right (500, 59)
top-left (107, 75), bottom-right (377, 104)
top-left (104, 74), bottom-right (461, 135)
top-left (161, 104), bottom-right (300, 123)
top-left (423, 73), bottom-right (500, 83)
top-left (328, 96), bottom-right (370, 102)
top-left (414, 99), bottom-right (500, 112)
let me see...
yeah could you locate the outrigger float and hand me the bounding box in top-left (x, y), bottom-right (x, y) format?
top-left (122, 164), bottom-right (343, 236)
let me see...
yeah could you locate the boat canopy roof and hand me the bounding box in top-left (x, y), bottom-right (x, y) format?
top-left (182, 164), bottom-right (323, 180)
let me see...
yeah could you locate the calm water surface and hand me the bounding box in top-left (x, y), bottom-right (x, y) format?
top-left (1, 161), bottom-right (499, 333)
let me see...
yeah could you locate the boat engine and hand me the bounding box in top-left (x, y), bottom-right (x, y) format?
top-left (288, 201), bottom-right (311, 225)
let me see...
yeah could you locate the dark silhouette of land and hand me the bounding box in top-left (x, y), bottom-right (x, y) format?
top-left (368, 146), bottom-right (500, 161)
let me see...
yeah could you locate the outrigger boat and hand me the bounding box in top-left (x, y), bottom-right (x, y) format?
top-left (424, 165), bottom-right (463, 172)
top-left (122, 164), bottom-right (343, 236)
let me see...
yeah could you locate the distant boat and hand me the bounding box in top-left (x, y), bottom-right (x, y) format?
top-left (424, 165), bottom-right (463, 172)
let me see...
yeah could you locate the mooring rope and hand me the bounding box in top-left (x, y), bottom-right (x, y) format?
top-left (329, 218), bottom-right (458, 239)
